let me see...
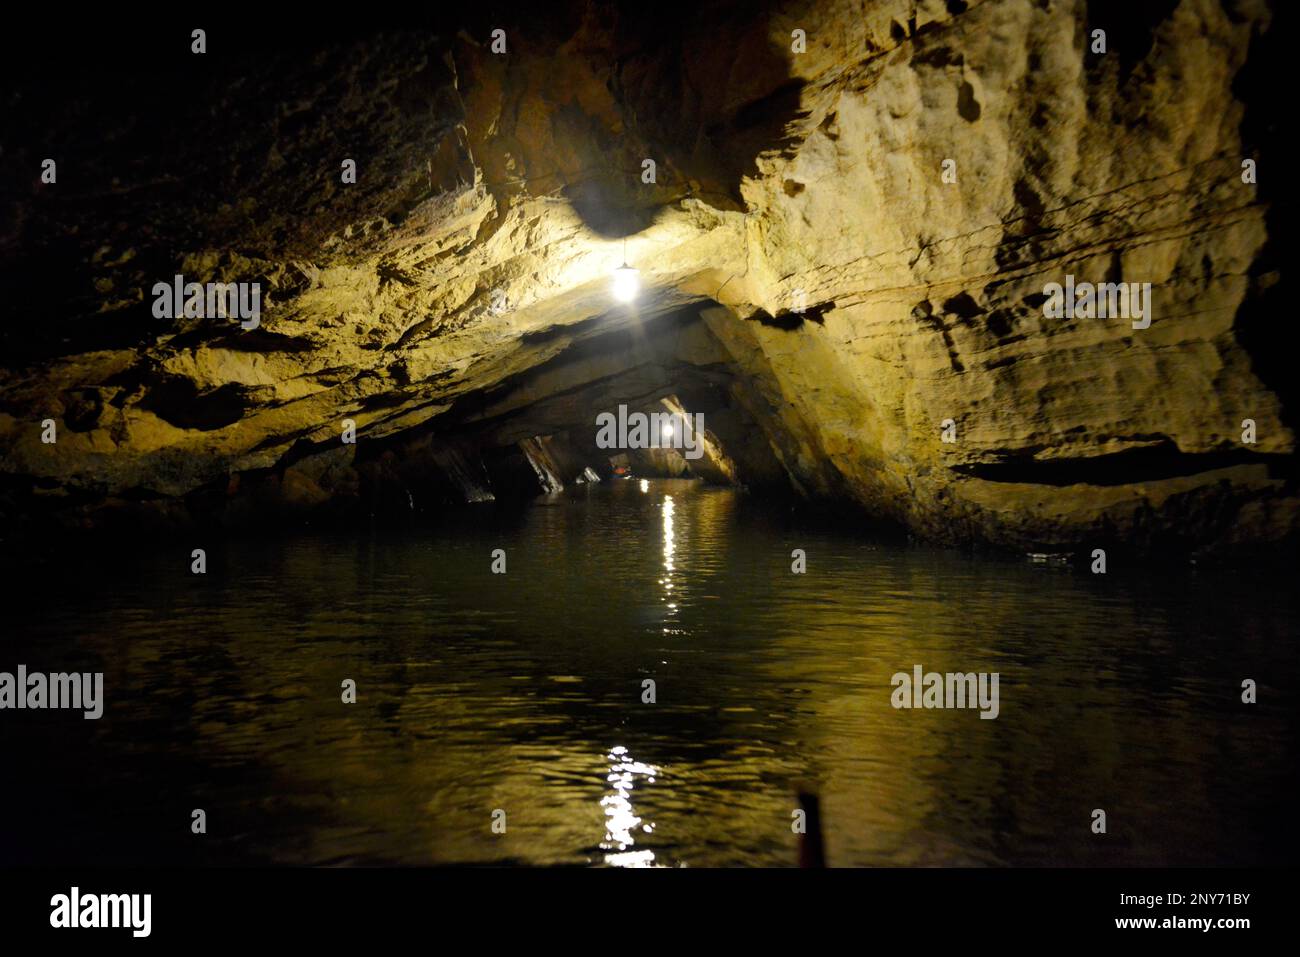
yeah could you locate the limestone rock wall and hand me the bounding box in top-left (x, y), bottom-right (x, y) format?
top-left (0, 1), bottom-right (1292, 552)
top-left (702, 0), bottom-right (1293, 551)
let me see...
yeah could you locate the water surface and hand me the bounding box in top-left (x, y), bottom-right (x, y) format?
top-left (3, 479), bottom-right (1295, 866)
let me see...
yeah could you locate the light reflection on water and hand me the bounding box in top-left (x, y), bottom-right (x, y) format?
top-left (662, 495), bottom-right (677, 620)
top-left (2, 478), bottom-right (1296, 867)
top-left (600, 746), bottom-right (659, 868)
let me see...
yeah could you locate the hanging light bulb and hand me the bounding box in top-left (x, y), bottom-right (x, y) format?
top-left (612, 263), bottom-right (640, 302)
top-left (612, 237), bottom-right (640, 302)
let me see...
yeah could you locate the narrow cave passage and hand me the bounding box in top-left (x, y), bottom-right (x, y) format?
top-left (0, 1), bottom-right (1295, 900)
top-left (338, 303), bottom-right (782, 515)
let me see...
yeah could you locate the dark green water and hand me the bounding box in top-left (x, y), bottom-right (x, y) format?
top-left (2, 478), bottom-right (1296, 866)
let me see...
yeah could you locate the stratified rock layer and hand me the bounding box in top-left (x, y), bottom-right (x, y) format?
top-left (0, 0), bottom-right (1293, 553)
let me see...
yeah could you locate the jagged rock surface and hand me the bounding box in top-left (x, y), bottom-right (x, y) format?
top-left (0, 0), bottom-right (1292, 553)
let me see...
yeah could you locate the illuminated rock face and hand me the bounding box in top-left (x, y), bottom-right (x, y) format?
top-left (0, 1), bottom-right (1292, 552)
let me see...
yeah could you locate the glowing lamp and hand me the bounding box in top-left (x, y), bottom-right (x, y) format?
top-left (612, 263), bottom-right (640, 303)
